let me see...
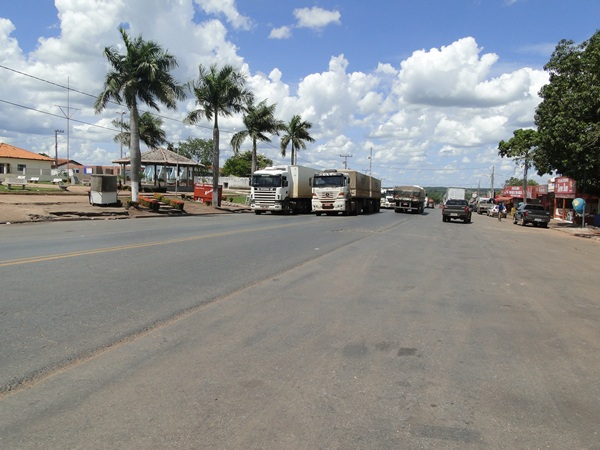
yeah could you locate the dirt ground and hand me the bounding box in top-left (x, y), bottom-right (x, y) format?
top-left (0, 184), bottom-right (248, 224)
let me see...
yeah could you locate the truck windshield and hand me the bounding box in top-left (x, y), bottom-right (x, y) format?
top-left (251, 174), bottom-right (281, 188)
top-left (314, 175), bottom-right (344, 188)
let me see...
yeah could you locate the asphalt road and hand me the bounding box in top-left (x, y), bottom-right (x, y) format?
top-left (1, 209), bottom-right (599, 448)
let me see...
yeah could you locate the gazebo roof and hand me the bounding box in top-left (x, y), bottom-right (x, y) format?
top-left (112, 148), bottom-right (203, 167)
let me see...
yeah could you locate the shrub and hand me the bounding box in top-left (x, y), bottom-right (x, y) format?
top-left (168, 198), bottom-right (185, 211)
top-left (138, 195), bottom-right (160, 211)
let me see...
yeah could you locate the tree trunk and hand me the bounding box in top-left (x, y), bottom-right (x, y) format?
top-left (130, 104), bottom-right (141, 202)
top-left (212, 117), bottom-right (220, 207)
top-left (251, 139), bottom-right (257, 175)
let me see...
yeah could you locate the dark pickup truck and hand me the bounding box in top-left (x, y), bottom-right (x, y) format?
top-left (513, 204), bottom-right (551, 228)
top-left (442, 199), bottom-right (471, 223)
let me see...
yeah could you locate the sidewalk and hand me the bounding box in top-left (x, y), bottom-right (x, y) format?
top-left (0, 184), bottom-right (247, 224)
top-left (548, 220), bottom-right (600, 241)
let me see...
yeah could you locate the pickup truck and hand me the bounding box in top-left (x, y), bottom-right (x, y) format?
top-left (476, 198), bottom-right (495, 215)
top-left (513, 204), bottom-right (551, 228)
top-left (442, 199), bottom-right (472, 223)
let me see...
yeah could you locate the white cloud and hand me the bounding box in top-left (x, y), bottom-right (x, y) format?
top-left (194, 0), bottom-right (252, 30)
top-left (0, 2), bottom-right (550, 186)
top-left (293, 7), bottom-right (340, 30)
top-left (269, 26), bottom-right (292, 40)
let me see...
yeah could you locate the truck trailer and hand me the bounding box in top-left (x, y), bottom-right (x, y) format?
top-left (250, 165), bottom-right (318, 214)
top-left (393, 185), bottom-right (427, 213)
top-left (445, 187), bottom-right (466, 202)
top-left (312, 169), bottom-right (381, 215)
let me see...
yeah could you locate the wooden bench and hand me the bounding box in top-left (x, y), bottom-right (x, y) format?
top-left (28, 177), bottom-right (40, 183)
top-left (6, 178), bottom-right (27, 189)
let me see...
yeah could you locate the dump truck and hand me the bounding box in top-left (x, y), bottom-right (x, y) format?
top-left (393, 185), bottom-right (427, 213)
top-left (312, 169), bottom-right (381, 215)
top-left (250, 165), bottom-right (318, 214)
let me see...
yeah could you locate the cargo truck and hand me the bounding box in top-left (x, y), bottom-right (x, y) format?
top-left (445, 187), bottom-right (466, 202)
top-left (312, 169), bottom-right (381, 215)
top-left (393, 185), bottom-right (426, 213)
top-left (250, 165), bottom-right (318, 214)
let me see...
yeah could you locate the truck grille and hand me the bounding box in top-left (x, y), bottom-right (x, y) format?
top-left (315, 191), bottom-right (338, 200)
top-left (253, 190), bottom-right (276, 206)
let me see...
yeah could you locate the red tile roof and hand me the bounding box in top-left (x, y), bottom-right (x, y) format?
top-left (0, 142), bottom-right (54, 161)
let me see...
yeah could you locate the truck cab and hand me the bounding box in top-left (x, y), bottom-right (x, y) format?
top-left (250, 165), bottom-right (315, 214)
top-left (312, 170), bottom-right (350, 215)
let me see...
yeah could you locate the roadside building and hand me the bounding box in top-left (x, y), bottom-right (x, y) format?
top-left (0, 142), bottom-right (54, 182)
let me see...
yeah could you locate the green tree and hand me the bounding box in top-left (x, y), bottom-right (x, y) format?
top-left (280, 115), bottom-right (315, 165)
top-left (535, 30), bottom-right (600, 194)
top-left (498, 129), bottom-right (541, 203)
top-left (503, 177), bottom-right (539, 187)
top-left (175, 137), bottom-right (213, 175)
top-left (230, 99), bottom-right (285, 175)
top-left (185, 64), bottom-right (254, 206)
top-left (112, 112), bottom-right (167, 149)
top-left (95, 27), bottom-right (184, 202)
top-left (222, 151), bottom-right (273, 177)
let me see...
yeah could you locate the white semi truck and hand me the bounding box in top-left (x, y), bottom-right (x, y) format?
top-left (250, 165), bottom-right (318, 214)
top-left (381, 188), bottom-right (395, 209)
top-left (312, 169), bottom-right (381, 215)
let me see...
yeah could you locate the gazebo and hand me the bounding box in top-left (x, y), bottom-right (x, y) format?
top-left (112, 148), bottom-right (204, 189)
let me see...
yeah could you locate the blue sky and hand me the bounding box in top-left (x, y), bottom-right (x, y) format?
top-left (1, 0), bottom-right (598, 189)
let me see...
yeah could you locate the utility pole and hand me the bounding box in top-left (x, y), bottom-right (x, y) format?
top-left (118, 111), bottom-right (126, 188)
top-left (368, 147), bottom-right (373, 177)
top-left (57, 77), bottom-right (79, 183)
top-left (119, 111), bottom-right (126, 159)
top-left (54, 129), bottom-right (64, 169)
top-left (340, 154), bottom-right (352, 169)
top-left (490, 166), bottom-right (495, 198)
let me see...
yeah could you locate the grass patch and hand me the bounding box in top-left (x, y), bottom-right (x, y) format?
top-left (223, 193), bottom-right (249, 204)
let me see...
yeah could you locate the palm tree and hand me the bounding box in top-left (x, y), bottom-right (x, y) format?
top-left (112, 112), bottom-right (168, 149)
top-left (280, 115), bottom-right (315, 165)
top-left (95, 27), bottom-right (184, 202)
top-left (230, 99), bottom-right (285, 175)
top-left (186, 64), bottom-right (254, 206)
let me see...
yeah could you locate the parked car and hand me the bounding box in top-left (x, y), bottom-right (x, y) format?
top-left (476, 198), bottom-right (495, 215)
top-left (487, 204), bottom-right (507, 218)
top-left (513, 204), bottom-right (551, 228)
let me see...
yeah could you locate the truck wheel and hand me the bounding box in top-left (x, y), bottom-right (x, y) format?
top-left (255, 211), bottom-right (263, 215)
top-left (315, 212), bottom-right (322, 216)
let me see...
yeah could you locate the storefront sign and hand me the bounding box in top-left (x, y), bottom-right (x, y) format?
top-left (555, 177), bottom-right (576, 198)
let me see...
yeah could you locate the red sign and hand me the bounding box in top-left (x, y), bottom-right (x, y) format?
top-left (502, 185), bottom-right (536, 199)
top-left (555, 177), bottom-right (576, 198)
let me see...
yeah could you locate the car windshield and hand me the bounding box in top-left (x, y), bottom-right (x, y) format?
top-left (314, 175), bottom-right (344, 187)
top-left (251, 174), bottom-right (281, 188)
